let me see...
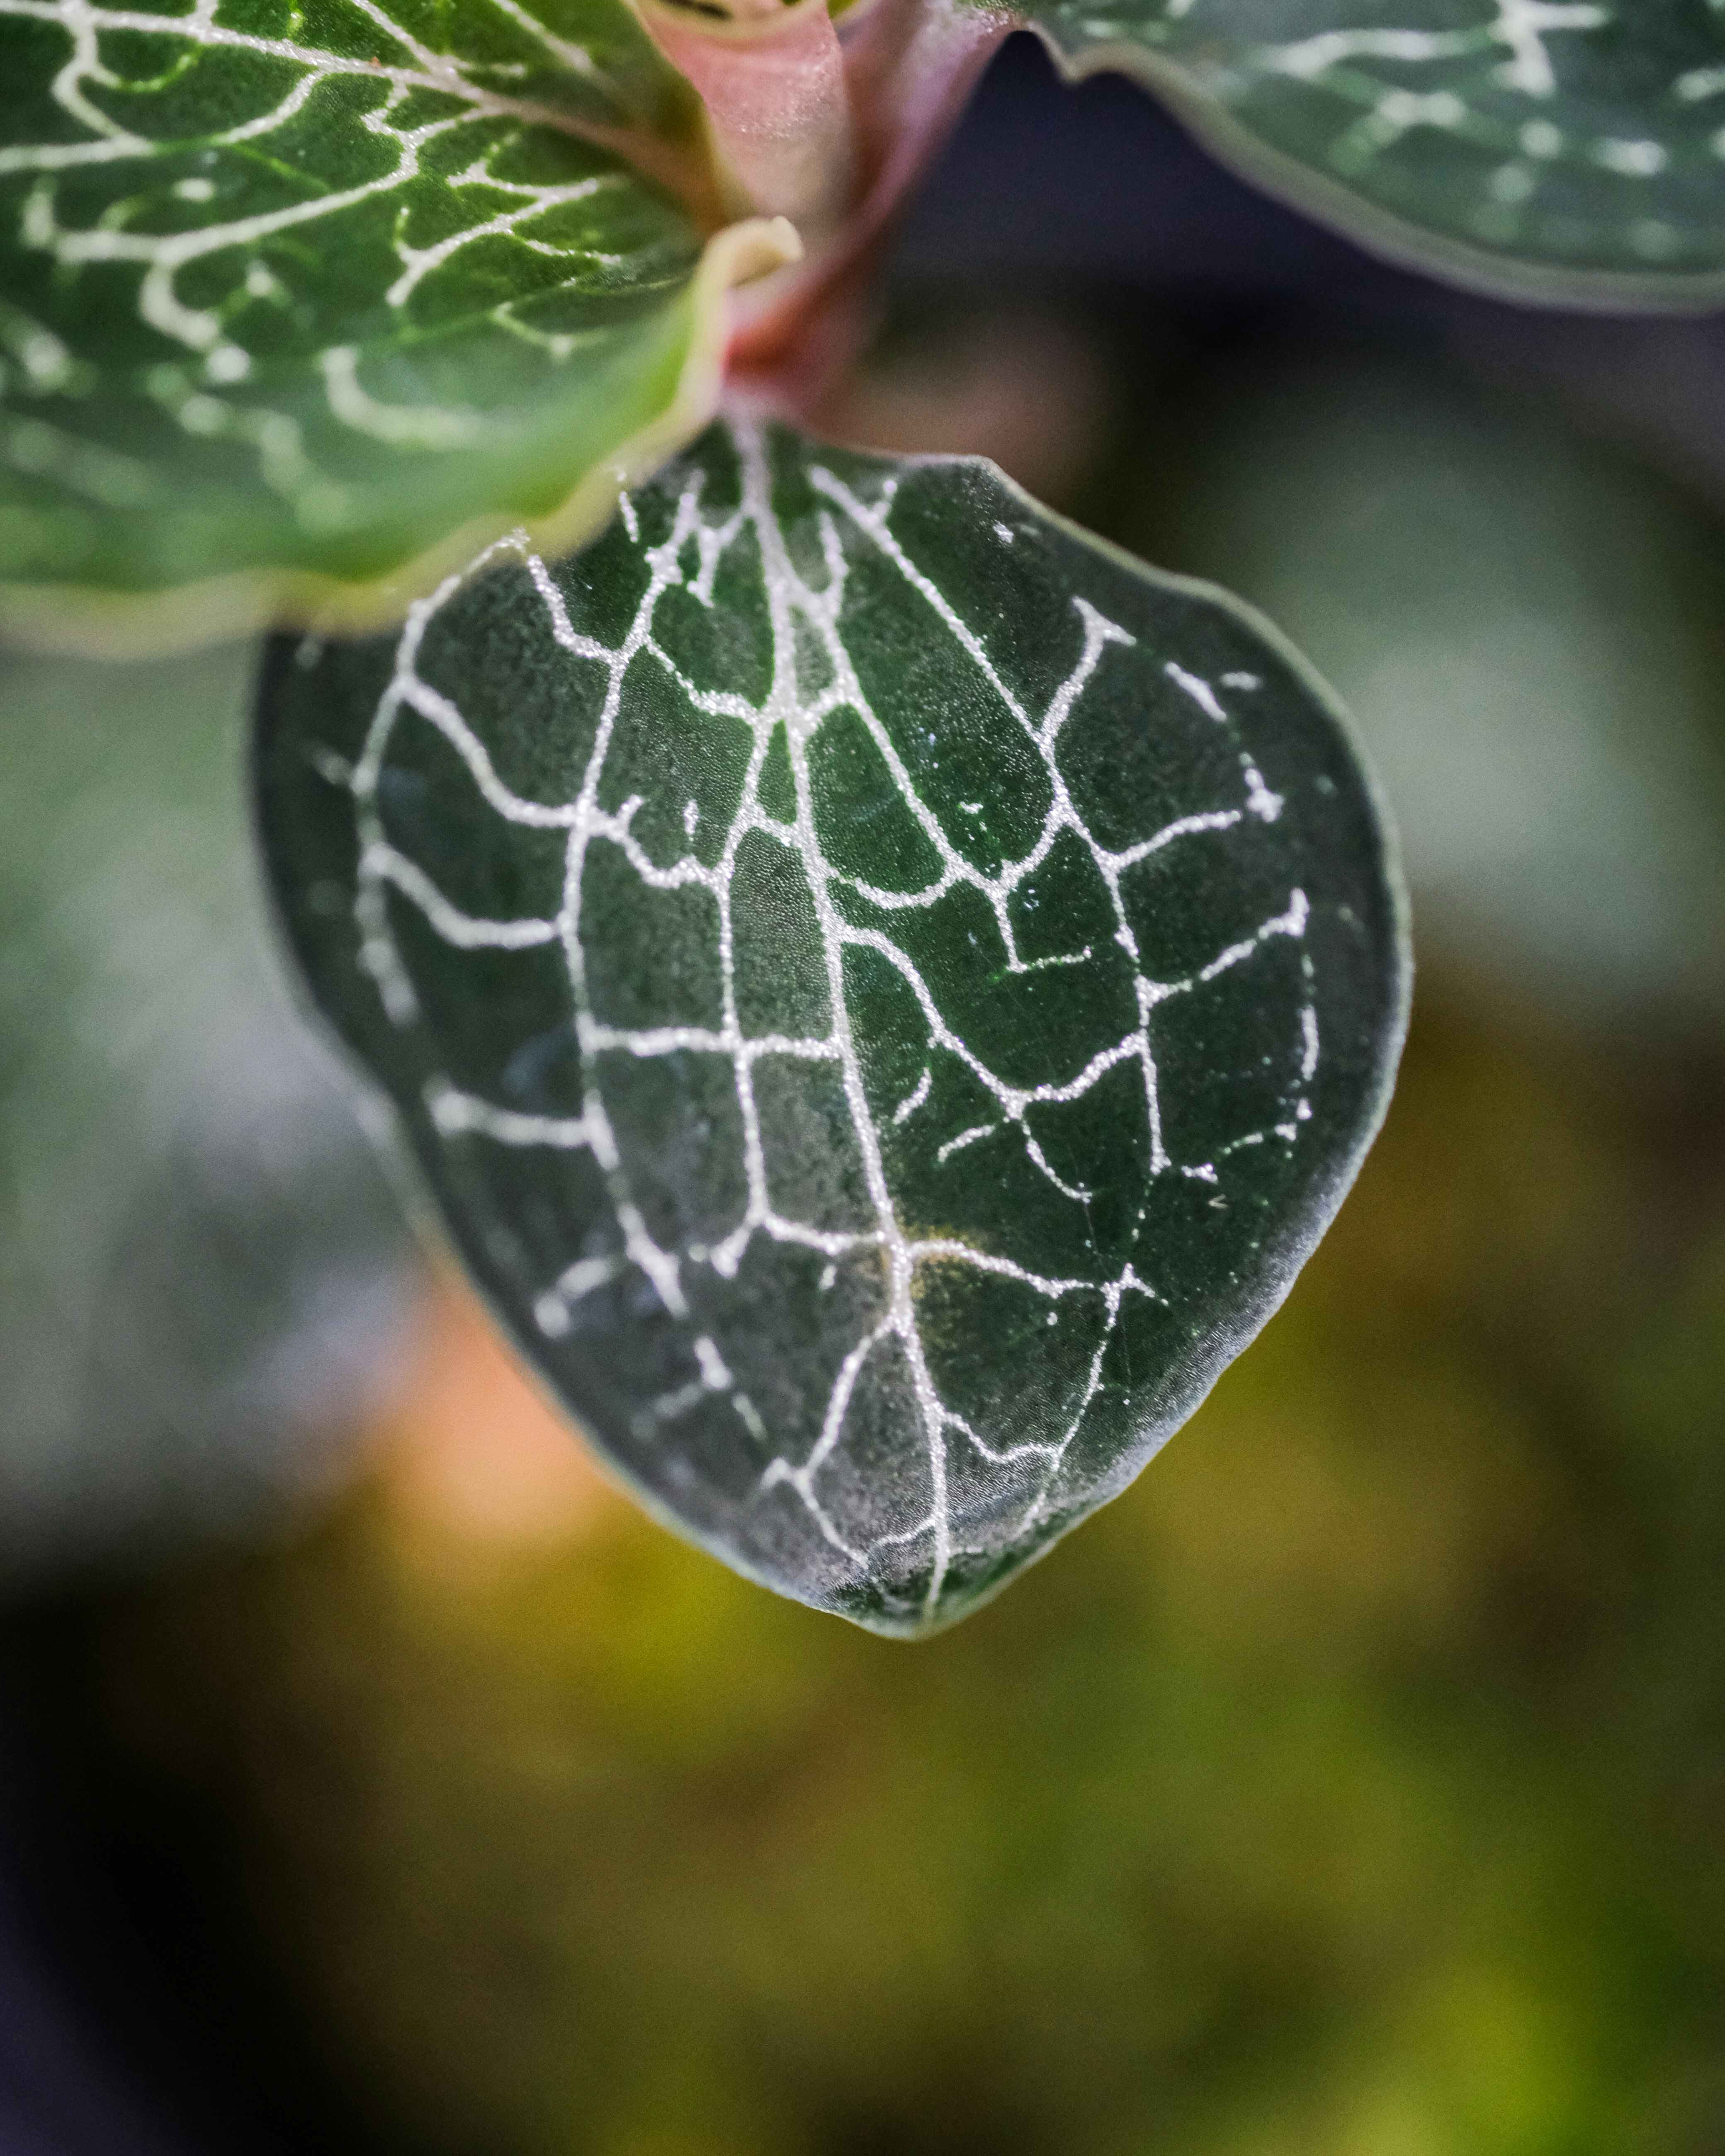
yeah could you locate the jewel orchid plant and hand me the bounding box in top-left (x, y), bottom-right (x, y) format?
top-left (4, 0), bottom-right (1718, 1631)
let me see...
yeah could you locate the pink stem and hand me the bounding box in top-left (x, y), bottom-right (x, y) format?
top-left (726, 0), bottom-right (1009, 411)
top-left (638, 0), bottom-right (854, 240)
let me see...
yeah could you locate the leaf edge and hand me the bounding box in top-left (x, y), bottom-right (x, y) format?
top-left (0, 217), bottom-right (801, 660)
top-left (1022, 21), bottom-right (1725, 317)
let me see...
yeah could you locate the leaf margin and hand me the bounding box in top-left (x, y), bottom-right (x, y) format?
top-left (1015, 13), bottom-right (1725, 314)
top-left (0, 216), bottom-right (800, 658)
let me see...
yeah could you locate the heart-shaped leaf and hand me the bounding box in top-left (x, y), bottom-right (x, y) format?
top-left (0, 0), bottom-right (787, 646)
top-left (256, 417), bottom-right (1407, 1634)
top-left (1003, 0), bottom-right (1725, 302)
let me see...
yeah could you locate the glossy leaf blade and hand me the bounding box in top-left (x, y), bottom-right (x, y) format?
top-left (256, 417), bottom-right (1408, 1634)
top-left (0, 0), bottom-right (775, 641)
top-left (1001, 0), bottom-right (1725, 302)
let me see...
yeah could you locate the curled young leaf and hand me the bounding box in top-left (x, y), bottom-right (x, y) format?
top-left (256, 417), bottom-right (1408, 1634)
top-left (1001, 0), bottom-right (1725, 303)
top-left (0, 0), bottom-right (796, 649)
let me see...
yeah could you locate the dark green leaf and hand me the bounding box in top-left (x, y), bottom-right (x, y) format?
top-left (0, 0), bottom-right (785, 642)
top-left (256, 416), bottom-right (1408, 1634)
top-left (1001, 0), bottom-right (1725, 302)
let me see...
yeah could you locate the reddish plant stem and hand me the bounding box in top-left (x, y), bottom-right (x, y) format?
top-left (639, 0), bottom-right (855, 239)
top-left (637, 0), bottom-right (1009, 418)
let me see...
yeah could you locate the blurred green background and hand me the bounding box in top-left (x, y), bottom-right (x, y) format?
top-left (5, 46), bottom-right (1725, 2156)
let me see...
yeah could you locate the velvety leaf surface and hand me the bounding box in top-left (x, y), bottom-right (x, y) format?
top-left (1002, 0), bottom-right (1725, 300)
top-left (0, 0), bottom-right (734, 625)
top-left (256, 417), bottom-right (1407, 1634)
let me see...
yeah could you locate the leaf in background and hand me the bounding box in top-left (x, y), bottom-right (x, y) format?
top-left (0, 0), bottom-right (794, 647)
top-left (0, 641), bottom-right (418, 1575)
top-left (256, 416), bottom-right (1407, 1634)
top-left (1000, 0), bottom-right (1725, 301)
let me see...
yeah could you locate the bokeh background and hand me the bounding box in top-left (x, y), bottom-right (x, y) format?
top-left (4, 35), bottom-right (1725, 2156)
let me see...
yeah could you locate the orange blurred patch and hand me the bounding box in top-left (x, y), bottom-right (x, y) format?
top-left (374, 1282), bottom-right (615, 1551)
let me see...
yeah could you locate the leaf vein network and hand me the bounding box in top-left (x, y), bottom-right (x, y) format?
top-left (334, 422), bottom-right (1324, 1625)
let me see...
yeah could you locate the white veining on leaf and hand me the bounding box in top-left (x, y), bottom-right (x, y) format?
top-left (1, 0), bottom-right (692, 527)
top-left (1030, 0), bottom-right (1725, 275)
top-left (332, 427), bottom-right (1323, 1625)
